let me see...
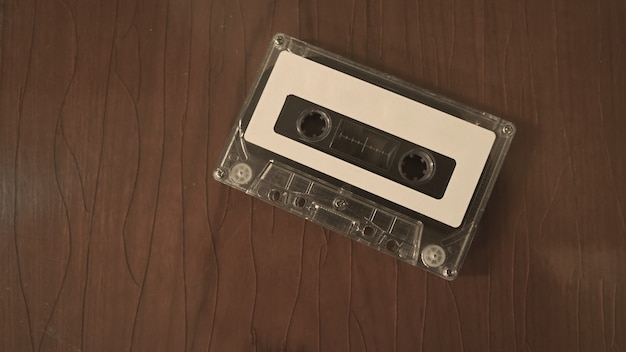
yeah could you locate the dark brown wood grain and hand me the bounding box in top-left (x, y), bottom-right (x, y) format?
top-left (1, 0), bottom-right (625, 351)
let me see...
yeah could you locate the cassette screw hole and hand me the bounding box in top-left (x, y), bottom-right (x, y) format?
top-left (386, 240), bottom-right (398, 252)
top-left (400, 150), bottom-right (434, 183)
top-left (363, 226), bottom-right (374, 237)
top-left (294, 197), bottom-right (306, 207)
top-left (442, 266), bottom-right (458, 278)
top-left (214, 168), bottom-right (225, 179)
top-left (502, 124), bottom-right (514, 135)
top-left (269, 190), bottom-right (281, 202)
top-left (274, 35), bottom-right (284, 46)
top-left (298, 110), bottom-right (330, 141)
top-left (333, 198), bottom-right (347, 210)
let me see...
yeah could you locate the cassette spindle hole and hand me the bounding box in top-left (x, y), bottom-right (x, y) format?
top-left (386, 240), bottom-right (399, 252)
top-left (229, 163), bottom-right (253, 185)
top-left (297, 110), bottom-right (331, 141)
top-left (269, 190), bottom-right (281, 202)
top-left (294, 197), bottom-right (306, 207)
top-left (399, 150), bottom-right (434, 184)
top-left (421, 244), bottom-right (446, 268)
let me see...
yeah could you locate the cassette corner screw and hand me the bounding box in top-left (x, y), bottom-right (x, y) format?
top-left (333, 198), bottom-right (348, 210)
top-left (442, 266), bottom-right (458, 278)
top-left (274, 35), bottom-right (284, 46)
top-left (502, 124), bottom-right (514, 135)
top-left (214, 168), bottom-right (225, 179)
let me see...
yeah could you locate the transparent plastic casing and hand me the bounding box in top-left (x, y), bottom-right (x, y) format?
top-left (213, 34), bottom-right (515, 280)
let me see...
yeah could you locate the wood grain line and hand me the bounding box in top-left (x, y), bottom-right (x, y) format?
top-left (447, 282), bottom-right (465, 352)
top-left (204, 168), bottom-right (222, 351)
top-left (318, 228), bottom-right (328, 268)
top-left (521, 0), bottom-right (539, 127)
top-left (549, 0), bottom-right (580, 213)
top-left (347, 241), bottom-right (353, 352)
top-left (597, 92), bottom-right (626, 233)
top-left (520, 4), bottom-right (537, 349)
top-left (601, 280), bottom-right (607, 352)
top-left (420, 274), bottom-right (428, 352)
top-left (48, 104), bottom-right (74, 352)
top-left (577, 279), bottom-right (581, 352)
top-left (502, 20), bottom-right (514, 112)
top-left (181, 116), bottom-right (189, 352)
top-left (404, 1), bottom-right (411, 71)
top-left (36, 0), bottom-right (78, 349)
top-left (521, 194), bottom-right (531, 351)
top-left (394, 260), bottom-right (398, 352)
top-left (59, 119), bottom-right (88, 212)
top-left (284, 220), bottom-right (307, 349)
top-left (112, 16), bottom-right (143, 285)
top-left (511, 208), bottom-right (524, 352)
top-left (248, 200), bottom-right (258, 349)
top-left (268, 0), bottom-right (275, 33)
top-left (609, 283), bottom-right (617, 349)
top-left (129, 0), bottom-right (167, 348)
top-left (235, 0), bottom-right (246, 85)
top-left (120, 0), bottom-right (139, 38)
top-left (54, 0), bottom-right (87, 213)
top-left (43, 327), bottom-right (80, 352)
top-left (111, 0), bottom-right (143, 287)
top-left (537, 163), bottom-right (567, 237)
top-left (181, 0), bottom-right (193, 350)
top-left (14, 0), bottom-right (38, 350)
top-left (415, 0), bottom-right (424, 77)
top-left (377, 0), bottom-right (382, 61)
top-left (131, 0), bottom-right (143, 101)
top-left (479, 0), bottom-right (486, 102)
top-left (447, 0), bottom-right (456, 87)
top-left (574, 211), bottom-right (583, 280)
top-left (317, 235), bottom-right (324, 352)
top-left (204, 169), bottom-right (221, 351)
top-left (116, 68), bottom-right (142, 287)
top-left (80, 0), bottom-right (119, 349)
top-left (350, 310), bottom-right (367, 352)
top-left (347, 0), bottom-right (355, 54)
top-left (430, 36), bottom-right (439, 84)
top-left (204, 2), bottom-right (220, 349)
top-left (548, 2), bottom-right (586, 288)
top-left (487, 259), bottom-right (491, 352)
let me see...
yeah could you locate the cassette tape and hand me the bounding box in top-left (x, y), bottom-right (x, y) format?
top-left (213, 34), bottom-right (515, 279)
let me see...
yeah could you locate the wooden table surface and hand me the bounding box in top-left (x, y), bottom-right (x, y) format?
top-left (1, 0), bottom-right (625, 351)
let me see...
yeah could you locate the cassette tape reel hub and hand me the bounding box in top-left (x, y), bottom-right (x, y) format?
top-left (297, 109), bottom-right (332, 141)
top-left (399, 149), bottom-right (435, 184)
top-left (213, 34), bottom-right (515, 279)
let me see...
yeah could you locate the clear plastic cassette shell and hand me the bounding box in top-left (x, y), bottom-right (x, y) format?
top-left (213, 34), bottom-right (515, 280)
